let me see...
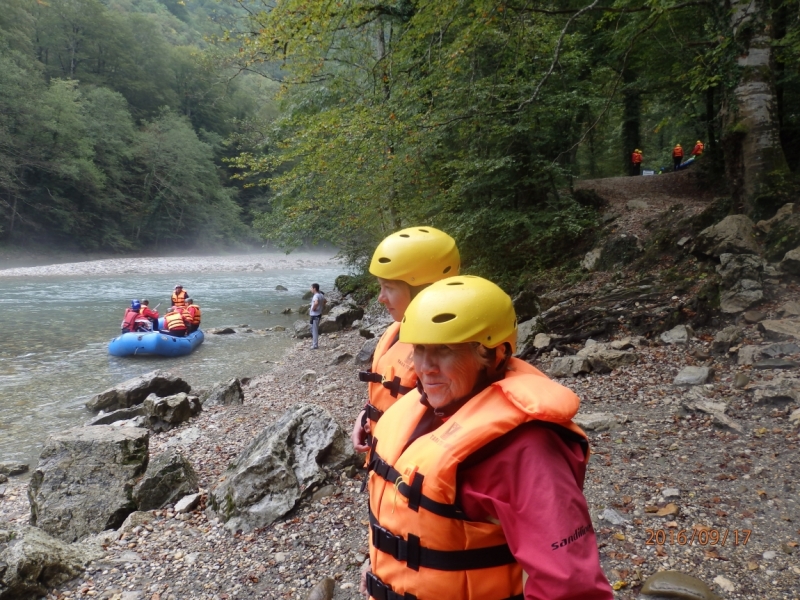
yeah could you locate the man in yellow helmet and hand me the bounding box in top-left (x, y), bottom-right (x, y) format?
top-left (361, 276), bottom-right (612, 600)
top-left (691, 140), bottom-right (704, 157)
top-left (351, 227), bottom-right (460, 453)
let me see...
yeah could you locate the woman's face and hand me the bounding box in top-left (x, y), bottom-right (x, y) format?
top-left (377, 278), bottom-right (412, 322)
top-left (412, 343), bottom-right (483, 409)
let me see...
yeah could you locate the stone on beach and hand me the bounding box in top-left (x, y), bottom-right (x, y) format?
top-left (201, 378), bottom-right (244, 408)
top-left (143, 393), bottom-right (201, 432)
top-left (549, 356), bottom-right (591, 377)
top-left (673, 366), bottom-right (714, 386)
top-left (132, 448), bottom-right (198, 511)
top-left (0, 462), bottom-right (29, 477)
top-left (758, 319), bottom-right (800, 341)
top-left (694, 214), bottom-right (760, 256)
top-left (86, 370), bottom-right (191, 412)
top-left (86, 405), bottom-right (146, 426)
top-left (208, 404), bottom-right (356, 533)
top-left (28, 426), bottom-right (149, 542)
top-left (660, 324), bottom-right (693, 345)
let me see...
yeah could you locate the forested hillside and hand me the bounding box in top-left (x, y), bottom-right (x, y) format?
top-left (4, 0), bottom-right (800, 277)
top-left (226, 0), bottom-right (800, 285)
top-left (0, 0), bottom-right (273, 250)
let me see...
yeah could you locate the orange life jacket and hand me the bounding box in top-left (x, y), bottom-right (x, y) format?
top-left (186, 304), bottom-right (201, 326)
top-left (171, 290), bottom-right (188, 308)
top-left (631, 151), bottom-right (643, 164)
top-left (358, 322), bottom-right (417, 429)
top-left (672, 146), bottom-right (683, 158)
top-left (691, 142), bottom-right (704, 156)
top-left (164, 310), bottom-right (187, 331)
top-left (367, 358), bottom-right (587, 600)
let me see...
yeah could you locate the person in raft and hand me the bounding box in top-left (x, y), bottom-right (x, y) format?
top-left (139, 299), bottom-right (160, 330)
top-left (351, 226), bottom-right (460, 453)
top-left (121, 300), bottom-right (142, 334)
top-left (360, 276), bottom-right (613, 600)
top-left (162, 306), bottom-right (188, 337)
top-left (184, 298), bottom-right (201, 333)
top-left (171, 284), bottom-right (188, 309)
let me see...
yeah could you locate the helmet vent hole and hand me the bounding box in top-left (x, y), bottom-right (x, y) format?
top-left (432, 313), bottom-right (456, 323)
top-left (378, 257), bottom-right (391, 263)
top-left (399, 234), bottom-right (410, 238)
top-left (443, 266), bottom-right (451, 274)
top-left (446, 281), bottom-right (463, 286)
top-left (418, 228), bottom-right (429, 233)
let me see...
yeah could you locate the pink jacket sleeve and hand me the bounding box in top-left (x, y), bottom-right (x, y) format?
top-left (457, 424), bottom-right (613, 600)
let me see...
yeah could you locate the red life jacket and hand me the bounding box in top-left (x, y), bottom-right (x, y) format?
top-left (631, 151), bottom-right (643, 164)
top-left (672, 146), bottom-right (683, 158)
top-left (121, 308), bottom-right (139, 331)
top-left (140, 306), bottom-right (159, 319)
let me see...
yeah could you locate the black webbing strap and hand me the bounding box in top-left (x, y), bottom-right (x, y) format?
top-left (367, 451), bottom-right (469, 520)
top-left (366, 571), bottom-right (523, 600)
top-left (366, 572), bottom-right (417, 600)
top-left (365, 403), bottom-right (384, 423)
top-left (360, 370), bottom-right (383, 384)
top-left (383, 375), bottom-right (414, 398)
top-left (369, 511), bottom-right (516, 572)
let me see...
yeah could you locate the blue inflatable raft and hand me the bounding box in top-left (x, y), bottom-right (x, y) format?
top-left (108, 318), bottom-right (204, 357)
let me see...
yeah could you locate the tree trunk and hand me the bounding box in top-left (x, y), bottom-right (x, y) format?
top-left (621, 69), bottom-right (641, 176)
top-left (722, 0), bottom-right (788, 213)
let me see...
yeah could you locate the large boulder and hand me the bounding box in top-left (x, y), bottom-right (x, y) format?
top-left (512, 290), bottom-right (540, 322)
top-left (293, 320), bottom-right (312, 339)
top-left (778, 301), bottom-right (800, 318)
top-left (132, 449), bottom-right (198, 511)
top-left (201, 379), bottom-right (244, 408)
top-left (781, 246), bottom-right (800, 275)
top-left (208, 404), bottom-right (356, 532)
top-left (759, 319), bottom-right (800, 341)
top-left (28, 426), bottom-right (149, 542)
top-left (515, 317), bottom-right (545, 356)
top-left (711, 325), bottom-right (744, 354)
top-left (576, 344), bottom-right (638, 373)
top-left (0, 526), bottom-right (101, 600)
top-left (549, 356), bottom-right (591, 378)
top-left (764, 208), bottom-right (800, 261)
top-left (358, 299), bottom-right (393, 339)
top-left (755, 202), bottom-right (796, 234)
top-left (597, 234), bottom-right (643, 269)
top-left (86, 405), bottom-right (146, 426)
top-left (86, 370), bottom-right (190, 412)
top-left (716, 253), bottom-right (765, 313)
top-left (695, 215), bottom-right (760, 257)
top-left (143, 393), bottom-right (201, 432)
top-left (355, 338), bottom-right (380, 365)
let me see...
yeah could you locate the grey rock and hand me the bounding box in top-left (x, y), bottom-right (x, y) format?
top-left (0, 484), bottom-right (6, 496)
top-left (742, 310), bottom-right (767, 324)
top-left (321, 304), bottom-right (364, 331)
top-left (28, 426), bottom-right (149, 542)
top-left (789, 409), bottom-right (800, 424)
top-left (86, 405), bottom-right (146, 426)
top-left (752, 380), bottom-right (800, 405)
top-left (358, 299), bottom-right (393, 339)
top-left (755, 202), bottom-right (796, 234)
top-left (737, 345), bottom-right (762, 365)
top-left (294, 320), bottom-right (312, 339)
top-left (281, 307), bottom-right (293, 315)
top-left (0, 526), bottom-right (101, 600)
top-left (275, 285), bottom-right (288, 291)
top-left (307, 577), bottom-right (335, 600)
top-left (0, 462), bottom-right (29, 477)
top-left (759, 319), bottom-right (800, 341)
top-left (515, 317), bottom-right (544, 355)
top-left (533, 333), bottom-right (553, 350)
top-left (174, 492), bottom-right (202, 514)
top-left (695, 214), bottom-right (760, 256)
top-left (355, 338), bottom-right (379, 365)
top-left (626, 199), bottom-right (649, 210)
top-left (208, 404), bottom-right (356, 532)
top-left (580, 248), bottom-right (602, 271)
top-left (610, 337), bottom-right (636, 350)
top-left (711, 325), bottom-right (744, 354)
top-left (302, 290), bottom-right (314, 300)
top-left (143, 393), bottom-right (200, 432)
top-left (753, 358), bottom-right (799, 370)
top-left (660, 324), bottom-right (694, 345)
top-left (662, 488), bottom-right (680, 499)
top-left (208, 327), bottom-right (236, 335)
top-left (549, 356), bottom-right (591, 378)
top-left (673, 366), bottom-right (714, 386)
top-left (778, 300), bottom-right (800, 318)
top-left (112, 416), bottom-right (148, 428)
top-left (132, 449), bottom-right (198, 511)
top-left (781, 246), bottom-right (800, 275)
top-left (763, 550), bottom-right (777, 560)
top-left (512, 290), bottom-right (540, 322)
top-left (574, 412), bottom-right (619, 432)
top-left (577, 345), bottom-right (638, 373)
top-left (681, 391), bottom-right (742, 432)
top-left (329, 353), bottom-right (353, 366)
top-left (300, 370), bottom-right (317, 383)
top-left (597, 233), bottom-right (643, 269)
top-left (639, 570), bottom-right (721, 600)
top-left (720, 283), bottom-right (763, 314)
top-left (761, 341), bottom-right (800, 358)
top-left (86, 371), bottom-right (190, 413)
top-left (201, 379), bottom-right (244, 408)
top-left (733, 373), bottom-right (750, 389)
top-left (716, 253), bottom-right (765, 314)
top-left (599, 508), bottom-right (627, 525)
top-left (677, 235), bottom-right (692, 247)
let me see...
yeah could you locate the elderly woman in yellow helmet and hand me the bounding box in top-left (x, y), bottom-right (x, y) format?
top-left (352, 227), bottom-right (460, 453)
top-left (361, 276), bottom-right (613, 600)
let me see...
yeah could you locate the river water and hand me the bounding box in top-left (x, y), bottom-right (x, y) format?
top-left (0, 253), bottom-right (341, 465)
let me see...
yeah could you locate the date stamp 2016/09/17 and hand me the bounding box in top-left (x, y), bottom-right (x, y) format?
top-left (645, 529), bottom-right (751, 546)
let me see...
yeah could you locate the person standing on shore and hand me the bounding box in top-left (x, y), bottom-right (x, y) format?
top-left (351, 226), bottom-right (460, 453)
top-left (361, 276), bottom-right (613, 600)
top-left (631, 148), bottom-right (643, 175)
top-left (309, 283), bottom-right (326, 349)
top-left (672, 143), bottom-right (683, 171)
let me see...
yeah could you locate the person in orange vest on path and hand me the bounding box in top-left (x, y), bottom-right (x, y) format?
top-left (672, 144), bottom-right (684, 171)
top-left (350, 227), bottom-right (460, 454)
top-left (361, 276), bottom-right (613, 600)
top-left (171, 284), bottom-right (188, 309)
top-left (162, 306), bottom-right (188, 337)
top-left (691, 140), bottom-right (704, 157)
top-left (184, 298), bottom-right (201, 333)
top-left (631, 148), bottom-right (643, 176)
top-left (139, 299), bottom-right (160, 330)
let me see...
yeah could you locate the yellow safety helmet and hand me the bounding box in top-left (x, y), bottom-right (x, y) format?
top-left (400, 276), bottom-right (518, 353)
top-left (696, 140), bottom-right (702, 144)
top-left (635, 149), bottom-right (642, 153)
top-left (369, 226), bottom-right (460, 285)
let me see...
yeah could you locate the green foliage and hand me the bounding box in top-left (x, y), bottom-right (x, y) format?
top-left (335, 273), bottom-right (380, 304)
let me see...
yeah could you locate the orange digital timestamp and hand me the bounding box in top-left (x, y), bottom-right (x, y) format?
top-left (645, 529), bottom-right (751, 546)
